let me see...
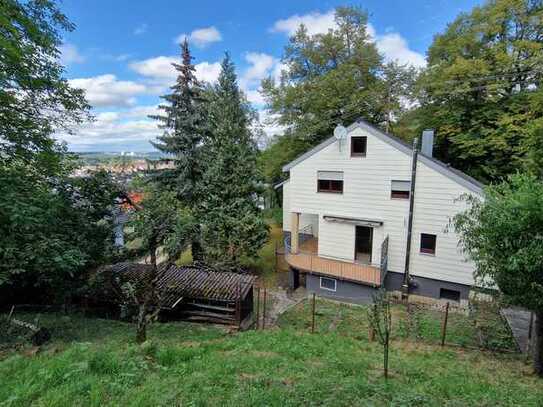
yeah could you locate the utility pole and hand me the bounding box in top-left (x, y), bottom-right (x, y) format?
top-left (402, 137), bottom-right (419, 298)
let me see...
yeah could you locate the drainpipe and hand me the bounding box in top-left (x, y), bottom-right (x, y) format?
top-left (402, 137), bottom-right (418, 297)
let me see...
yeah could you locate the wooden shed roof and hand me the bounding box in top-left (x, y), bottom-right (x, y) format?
top-left (101, 262), bottom-right (256, 309)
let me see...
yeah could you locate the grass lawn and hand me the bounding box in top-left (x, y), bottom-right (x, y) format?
top-left (1, 303), bottom-right (541, 406)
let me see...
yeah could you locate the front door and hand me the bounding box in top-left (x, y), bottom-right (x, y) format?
top-left (355, 226), bottom-right (373, 264)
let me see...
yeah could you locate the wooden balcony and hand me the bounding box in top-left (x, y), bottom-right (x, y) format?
top-left (285, 238), bottom-right (384, 287)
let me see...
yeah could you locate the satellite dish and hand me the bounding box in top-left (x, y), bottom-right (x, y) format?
top-left (334, 125), bottom-right (347, 140)
top-left (334, 125), bottom-right (347, 152)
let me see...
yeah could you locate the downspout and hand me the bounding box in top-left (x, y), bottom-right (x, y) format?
top-left (402, 137), bottom-right (418, 296)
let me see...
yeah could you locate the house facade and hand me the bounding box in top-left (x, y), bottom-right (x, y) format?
top-left (281, 119), bottom-right (484, 305)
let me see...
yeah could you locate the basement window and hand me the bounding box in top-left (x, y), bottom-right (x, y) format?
top-left (320, 277), bottom-right (337, 292)
top-left (317, 171), bottom-right (344, 193)
top-left (420, 233), bottom-right (437, 255)
top-left (440, 288), bottom-right (461, 302)
top-left (391, 180), bottom-right (411, 199)
top-left (351, 136), bottom-right (367, 157)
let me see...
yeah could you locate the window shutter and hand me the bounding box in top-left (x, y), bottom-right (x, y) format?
top-left (318, 171), bottom-right (344, 181)
top-left (391, 180), bottom-right (410, 191)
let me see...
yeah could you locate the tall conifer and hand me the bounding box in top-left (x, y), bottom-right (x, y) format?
top-left (198, 54), bottom-right (268, 269)
top-left (151, 39), bottom-right (205, 259)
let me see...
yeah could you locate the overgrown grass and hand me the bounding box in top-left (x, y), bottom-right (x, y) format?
top-left (241, 223), bottom-right (288, 287)
top-left (1, 306), bottom-right (541, 406)
top-left (278, 298), bottom-right (517, 351)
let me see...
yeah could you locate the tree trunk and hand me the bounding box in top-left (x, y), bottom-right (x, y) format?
top-left (136, 304), bottom-right (147, 343)
top-left (135, 243), bottom-right (158, 344)
top-left (534, 311), bottom-right (543, 377)
top-left (191, 224), bottom-right (203, 261)
top-left (384, 343), bottom-right (389, 379)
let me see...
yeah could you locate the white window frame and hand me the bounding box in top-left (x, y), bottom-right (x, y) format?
top-left (319, 277), bottom-right (337, 292)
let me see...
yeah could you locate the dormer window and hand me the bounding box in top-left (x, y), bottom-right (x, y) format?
top-left (351, 136), bottom-right (367, 157)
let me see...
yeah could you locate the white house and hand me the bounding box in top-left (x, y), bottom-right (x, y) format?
top-left (281, 119), bottom-right (484, 305)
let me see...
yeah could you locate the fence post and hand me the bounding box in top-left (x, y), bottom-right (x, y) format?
top-left (274, 242), bottom-right (278, 272)
top-left (237, 282), bottom-right (242, 330)
top-left (262, 288), bottom-right (267, 330)
top-left (527, 311), bottom-right (534, 355)
top-left (311, 293), bottom-right (316, 334)
top-left (255, 286), bottom-right (261, 330)
top-left (441, 302), bottom-right (450, 347)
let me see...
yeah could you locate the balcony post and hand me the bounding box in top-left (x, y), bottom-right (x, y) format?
top-left (291, 212), bottom-right (300, 254)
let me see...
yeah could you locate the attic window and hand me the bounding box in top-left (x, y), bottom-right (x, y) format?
top-left (420, 233), bottom-right (437, 255)
top-left (391, 180), bottom-right (411, 199)
top-left (317, 171), bottom-right (343, 193)
top-left (351, 136), bottom-right (367, 157)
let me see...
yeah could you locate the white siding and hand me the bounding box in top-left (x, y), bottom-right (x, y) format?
top-left (282, 180), bottom-right (290, 232)
top-left (285, 126), bottom-right (480, 286)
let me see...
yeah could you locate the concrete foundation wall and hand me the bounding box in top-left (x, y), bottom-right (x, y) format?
top-left (385, 271), bottom-right (471, 301)
top-left (305, 274), bottom-right (376, 304)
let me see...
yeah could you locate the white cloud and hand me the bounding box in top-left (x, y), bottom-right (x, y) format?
top-left (134, 23), bottom-right (148, 35)
top-left (130, 56), bottom-right (221, 90)
top-left (271, 10), bottom-right (336, 36)
top-left (56, 105), bottom-right (161, 151)
top-left (195, 61), bottom-right (222, 83)
top-left (69, 74), bottom-right (147, 108)
top-left (242, 53), bottom-right (276, 86)
top-left (59, 43), bottom-right (85, 65)
top-left (175, 26), bottom-right (222, 48)
top-left (375, 33), bottom-right (426, 68)
top-left (271, 10), bottom-right (426, 68)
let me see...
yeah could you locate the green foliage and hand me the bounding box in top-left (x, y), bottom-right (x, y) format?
top-left (0, 0), bottom-right (90, 173)
top-left (407, 0), bottom-right (543, 182)
top-left (0, 164), bottom-right (120, 296)
top-left (454, 173), bottom-right (543, 312)
top-left (127, 186), bottom-right (194, 264)
top-left (260, 6), bottom-right (418, 183)
top-left (198, 54), bottom-right (268, 270)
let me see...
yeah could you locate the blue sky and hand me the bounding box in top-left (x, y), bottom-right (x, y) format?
top-left (57, 0), bottom-right (484, 152)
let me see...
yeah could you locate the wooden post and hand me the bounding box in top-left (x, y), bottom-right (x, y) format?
top-left (237, 282), bottom-right (242, 329)
top-left (441, 302), bottom-right (450, 347)
top-left (527, 311), bottom-right (535, 355)
top-left (368, 325), bottom-right (375, 342)
top-left (291, 212), bottom-right (300, 254)
top-left (262, 288), bottom-right (267, 329)
top-left (311, 293), bottom-right (316, 334)
top-left (7, 305), bottom-right (14, 324)
top-left (274, 242), bottom-right (278, 272)
top-left (255, 286), bottom-right (261, 330)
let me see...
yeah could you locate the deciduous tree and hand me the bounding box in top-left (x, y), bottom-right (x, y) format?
top-left (407, 0), bottom-right (543, 182)
top-left (454, 174), bottom-right (543, 375)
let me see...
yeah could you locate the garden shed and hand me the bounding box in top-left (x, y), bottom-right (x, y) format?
top-left (94, 262), bottom-right (256, 327)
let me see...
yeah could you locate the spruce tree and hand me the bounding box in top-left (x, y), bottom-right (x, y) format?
top-left (198, 54), bottom-right (268, 270)
top-left (150, 38), bottom-right (205, 260)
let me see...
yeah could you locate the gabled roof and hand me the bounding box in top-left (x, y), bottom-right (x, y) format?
top-left (282, 119), bottom-right (484, 195)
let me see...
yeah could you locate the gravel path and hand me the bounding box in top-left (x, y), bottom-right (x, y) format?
top-left (263, 287), bottom-right (307, 327)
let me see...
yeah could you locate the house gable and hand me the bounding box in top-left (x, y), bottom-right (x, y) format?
top-left (282, 119), bottom-right (484, 195)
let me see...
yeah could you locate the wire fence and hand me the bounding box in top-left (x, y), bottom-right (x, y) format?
top-left (274, 294), bottom-right (518, 353)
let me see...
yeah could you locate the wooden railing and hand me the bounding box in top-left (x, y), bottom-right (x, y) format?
top-left (285, 251), bottom-right (382, 286)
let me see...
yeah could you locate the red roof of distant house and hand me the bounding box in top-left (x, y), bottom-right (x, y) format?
top-left (121, 192), bottom-right (144, 211)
